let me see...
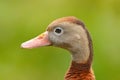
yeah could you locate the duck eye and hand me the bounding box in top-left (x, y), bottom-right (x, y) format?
top-left (55, 28), bottom-right (61, 33)
top-left (54, 27), bottom-right (63, 35)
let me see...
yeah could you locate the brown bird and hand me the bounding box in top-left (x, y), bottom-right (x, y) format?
top-left (21, 16), bottom-right (95, 80)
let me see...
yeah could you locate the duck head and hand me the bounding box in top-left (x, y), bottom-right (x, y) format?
top-left (21, 16), bottom-right (92, 63)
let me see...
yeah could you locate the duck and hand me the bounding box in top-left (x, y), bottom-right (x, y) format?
top-left (21, 16), bottom-right (95, 80)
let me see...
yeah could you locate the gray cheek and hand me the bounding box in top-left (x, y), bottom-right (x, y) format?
top-left (49, 33), bottom-right (66, 46)
top-left (48, 33), bottom-right (59, 44)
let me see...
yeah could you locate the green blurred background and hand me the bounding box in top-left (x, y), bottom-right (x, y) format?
top-left (0, 0), bottom-right (120, 80)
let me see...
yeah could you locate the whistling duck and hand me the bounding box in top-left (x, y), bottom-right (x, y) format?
top-left (21, 16), bottom-right (95, 80)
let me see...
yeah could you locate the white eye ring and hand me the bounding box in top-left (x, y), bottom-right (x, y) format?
top-left (54, 27), bottom-right (64, 36)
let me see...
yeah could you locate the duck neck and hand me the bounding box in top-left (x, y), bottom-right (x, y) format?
top-left (65, 36), bottom-right (94, 80)
top-left (65, 50), bottom-right (94, 80)
top-left (65, 60), bottom-right (95, 80)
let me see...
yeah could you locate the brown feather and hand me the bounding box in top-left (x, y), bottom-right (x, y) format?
top-left (65, 61), bottom-right (95, 80)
